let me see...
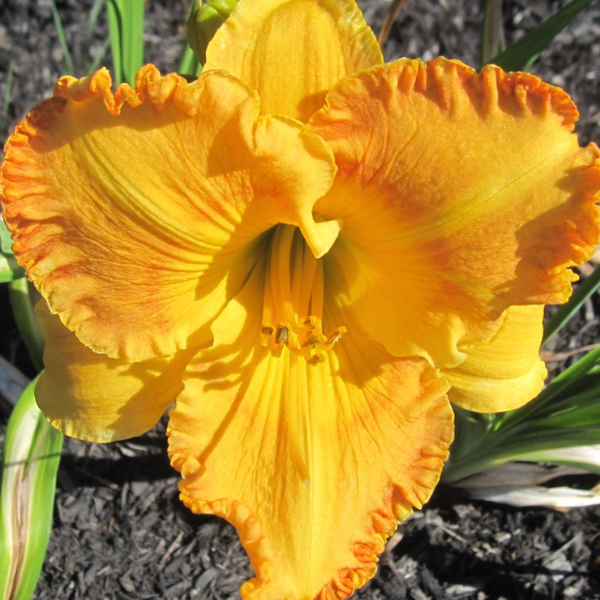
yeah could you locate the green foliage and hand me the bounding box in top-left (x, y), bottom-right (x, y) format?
top-left (8, 279), bottom-right (44, 372)
top-left (444, 345), bottom-right (600, 483)
top-left (480, 0), bottom-right (504, 67)
top-left (106, 0), bottom-right (146, 85)
top-left (84, 0), bottom-right (112, 75)
top-left (486, 0), bottom-right (596, 71)
top-left (0, 58), bottom-right (14, 136)
top-left (0, 379), bottom-right (64, 600)
top-left (186, 0), bottom-right (238, 65)
top-left (543, 264), bottom-right (600, 345)
top-left (0, 221), bottom-right (24, 284)
top-left (49, 0), bottom-right (74, 75)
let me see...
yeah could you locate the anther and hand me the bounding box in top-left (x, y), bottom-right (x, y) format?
top-left (303, 334), bottom-right (327, 349)
top-left (321, 327), bottom-right (348, 351)
top-left (307, 352), bottom-right (327, 365)
top-left (260, 225), bottom-right (346, 363)
top-left (276, 325), bottom-right (289, 345)
top-left (261, 324), bottom-right (276, 347)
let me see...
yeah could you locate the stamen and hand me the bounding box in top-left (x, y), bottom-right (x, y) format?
top-left (276, 324), bottom-right (289, 345)
top-left (321, 327), bottom-right (348, 351)
top-left (260, 324), bottom-right (276, 347)
top-left (260, 224), bottom-right (346, 362)
top-left (296, 243), bottom-right (318, 321)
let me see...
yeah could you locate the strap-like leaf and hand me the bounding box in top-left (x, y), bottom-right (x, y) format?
top-left (487, 0), bottom-right (595, 71)
top-left (0, 255), bottom-right (24, 284)
top-left (0, 377), bottom-right (64, 600)
top-left (107, 0), bottom-right (145, 85)
top-left (543, 263), bottom-right (600, 345)
top-left (49, 0), bottom-right (75, 75)
top-left (0, 221), bottom-right (24, 284)
top-left (480, 0), bottom-right (505, 67)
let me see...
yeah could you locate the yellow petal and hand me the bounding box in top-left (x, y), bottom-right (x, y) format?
top-left (204, 0), bottom-right (383, 122)
top-left (309, 58), bottom-right (600, 368)
top-left (1, 66), bottom-right (337, 362)
top-left (34, 301), bottom-right (194, 443)
top-left (167, 259), bottom-right (453, 600)
top-left (443, 305), bottom-right (547, 412)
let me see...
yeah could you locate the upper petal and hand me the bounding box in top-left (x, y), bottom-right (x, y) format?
top-left (443, 305), bottom-right (548, 413)
top-left (204, 0), bottom-right (383, 122)
top-left (35, 301), bottom-right (194, 443)
top-left (167, 259), bottom-right (452, 600)
top-left (1, 66), bottom-right (337, 362)
top-left (309, 58), bottom-right (600, 368)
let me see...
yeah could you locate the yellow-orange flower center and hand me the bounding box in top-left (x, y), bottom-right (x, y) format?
top-left (261, 224), bottom-right (346, 363)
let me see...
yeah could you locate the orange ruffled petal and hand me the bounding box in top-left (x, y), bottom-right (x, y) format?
top-left (309, 58), bottom-right (600, 368)
top-left (1, 66), bottom-right (337, 362)
top-left (443, 305), bottom-right (547, 413)
top-left (168, 258), bottom-right (453, 600)
top-left (204, 0), bottom-right (383, 122)
top-left (35, 301), bottom-right (194, 443)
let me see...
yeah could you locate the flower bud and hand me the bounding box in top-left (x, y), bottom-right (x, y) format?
top-left (186, 0), bottom-right (238, 64)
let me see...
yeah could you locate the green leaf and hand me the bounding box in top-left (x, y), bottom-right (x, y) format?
top-left (515, 445), bottom-right (600, 476)
top-left (8, 279), bottom-right (44, 372)
top-left (0, 219), bottom-right (13, 256)
top-left (106, 0), bottom-right (123, 84)
top-left (0, 254), bottom-right (24, 284)
top-left (107, 0), bottom-right (145, 85)
top-left (543, 263), bottom-right (600, 345)
top-left (486, 0), bottom-right (595, 71)
top-left (84, 0), bottom-right (111, 76)
top-left (480, 0), bottom-right (505, 67)
top-left (0, 378), bottom-right (64, 600)
top-left (178, 43), bottom-right (202, 79)
top-left (49, 0), bottom-right (75, 76)
top-left (0, 58), bottom-right (14, 136)
top-left (0, 220), bottom-right (24, 283)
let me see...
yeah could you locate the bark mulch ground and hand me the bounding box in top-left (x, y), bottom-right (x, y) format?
top-left (1, 1), bottom-right (600, 599)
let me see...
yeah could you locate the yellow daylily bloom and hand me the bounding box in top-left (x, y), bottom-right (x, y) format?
top-left (2, 0), bottom-right (600, 598)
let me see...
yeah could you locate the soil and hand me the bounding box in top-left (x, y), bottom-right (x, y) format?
top-left (1, 1), bottom-right (600, 599)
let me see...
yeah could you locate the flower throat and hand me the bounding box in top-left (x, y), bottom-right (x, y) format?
top-left (261, 224), bottom-right (346, 364)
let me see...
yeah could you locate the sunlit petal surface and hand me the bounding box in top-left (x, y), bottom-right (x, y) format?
top-left (2, 66), bottom-right (337, 362)
top-left (310, 58), bottom-right (600, 369)
top-left (204, 0), bottom-right (383, 122)
top-left (443, 305), bottom-right (547, 412)
top-left (168, 252), bottom-right (453, 600)
top-left (35, 301), bottom-right (195, 442)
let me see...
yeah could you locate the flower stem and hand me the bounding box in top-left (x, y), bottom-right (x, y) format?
top-left (8, 278), bottom-right (44, 372)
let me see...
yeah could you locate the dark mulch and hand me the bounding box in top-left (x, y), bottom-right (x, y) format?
top-left (1, 1), bottom-right (600, 599)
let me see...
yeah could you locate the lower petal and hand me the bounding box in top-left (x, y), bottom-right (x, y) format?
top-left (167, 263), bottom-right (453, 600)
top-left (35, 301), bottom-right (194, 442)
top-left (443, 305), bottom-right (547, 413)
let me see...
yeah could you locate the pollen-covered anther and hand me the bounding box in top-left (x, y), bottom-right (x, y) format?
top-left (262, 318), bottom-right (345, 361)
top-left (260, 324), bottom-right (276, 347)
top-left (276, 324), bottom-right (290, 345)
top-left (303, 333), bottom-right (328, 349)
top-left (261, 224), bottom-right (346, 361)
top-left (322, 326), bottom-right (348, 350)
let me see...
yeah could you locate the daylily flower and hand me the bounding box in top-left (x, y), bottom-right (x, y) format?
top-left (2, 0), bottom-right (600, 598)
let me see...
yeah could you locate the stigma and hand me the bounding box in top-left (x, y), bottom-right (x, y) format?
top-left (260, 224), bottom-right (346, 364)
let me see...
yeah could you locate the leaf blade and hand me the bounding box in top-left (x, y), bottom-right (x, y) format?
top-left (0, 378), bottom-right (64, 600)
top-left (487, 0), bottom-right (595, 71)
